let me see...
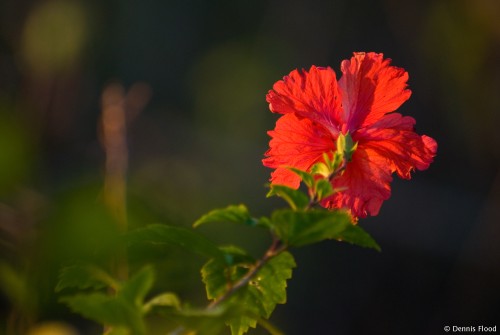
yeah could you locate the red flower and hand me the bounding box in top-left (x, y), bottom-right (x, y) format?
top-left (263, 52), bottom-right (437, 218)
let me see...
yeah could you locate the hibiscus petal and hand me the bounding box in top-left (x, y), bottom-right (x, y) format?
top-left (323, 114), bottom-right (436, 218)
top-left (323, 145), bottom-right (393, 218)
top-left (266, 65), bottom-right (343, 136)
top-left (339, 52), bottom-right (412, 131)
top-left (263, 113), bottom-right (335, 188)
top-left (356, 113), bottom-right (437, 179)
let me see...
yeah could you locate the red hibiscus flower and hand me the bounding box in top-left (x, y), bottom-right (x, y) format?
top-left (263, 52), bottom-right (437, 218)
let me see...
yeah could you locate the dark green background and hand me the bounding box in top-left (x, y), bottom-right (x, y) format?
top-left (1, 0), bottom-right (499, 334)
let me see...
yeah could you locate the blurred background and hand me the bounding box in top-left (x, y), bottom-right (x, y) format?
top-left (1, 0), bottom-right (499, 334)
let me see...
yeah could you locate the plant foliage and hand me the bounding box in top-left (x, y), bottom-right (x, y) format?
top-left (56, 131), bottom-right (380, 335)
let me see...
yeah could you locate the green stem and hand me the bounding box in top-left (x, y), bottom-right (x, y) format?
top-left (208, 237), bottom-right (287, 309)
top-left (168, 237), bottom-right (287, 335)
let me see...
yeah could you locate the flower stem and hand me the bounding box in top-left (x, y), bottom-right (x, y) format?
top-left (168, 237), bottom-right (287, 335)
top-left (208, 237), bottom-right (287, 309)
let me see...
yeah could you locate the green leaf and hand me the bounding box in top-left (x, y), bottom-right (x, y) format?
top-left (60, 266), bottom-right (155, 335)
top-left (255, 216), bottom-right (274, 230)
top-left (344, 132), bottom-right (357, 161)
top-left (201, 250), bottom-right (295, 335)
top-left (228, 252), bottom-right (295, 335)
top-left (229, 315), bottom-right (257, 335)
top-left (336, 133), bottom-right (346, 154)
top-left (202, 257), bottom-right (229, 301)
top-left (244, 251), bottom-right (295, 317)
top-left (309, 161), bottom-right (330, 178)
top-left (267, 185), bottom-right (309, 210)
top-left (167, 305), bottom-right (232, 335)
top-left (120, 266), bottom-right (155, 307)
top-left (142, 292), bottom-right (181, 314)
top-left (56, 264), bottom-right (119, 292)
top-left (336, 132), bottom-right (357, 162)
top-left (314, 179), bottom-right (334, 201)
top-left (271, 209), bottom-right (351, 247)
top-left (337, 224), bottom-right (381, 251)
top-left (332, 151), bottom-right (343, 171)
top-left (321, 152), bottom-right (334, 169)
top-left (61, 293), bottom-right (145, 334)
top-left (220, 245), bottom-right (255, 267)
top-left (202, 246), bottom-right (255, 300)
top-left (126, 224), bottom-right (223, 260)
top-left (270, 209), bottom-right (378, 250)
top-left (288, 167), bottom-right (315, 188)
top-left (193, 204), bottom-right (258, 228)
